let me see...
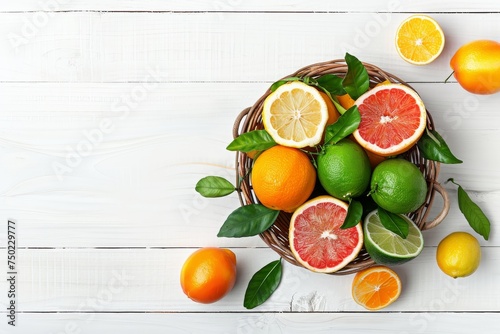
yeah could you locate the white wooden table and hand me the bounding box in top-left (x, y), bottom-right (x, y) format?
top-left (1, 1), bottom-right (499, 333)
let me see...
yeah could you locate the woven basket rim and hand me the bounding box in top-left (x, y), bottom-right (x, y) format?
top-left (233, 59), bottom-right (450, 275)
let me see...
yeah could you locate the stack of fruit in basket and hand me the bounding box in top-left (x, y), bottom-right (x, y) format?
top-left (186, 15), bottom-right (494, 311)
top-left (254, 76), bottom-right (430, 273)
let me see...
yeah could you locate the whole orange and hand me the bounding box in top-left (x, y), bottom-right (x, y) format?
top-left (180, 247), bottom-right (237, 304)
top-left (251, 145), bottom-right (316, 212)
top-left (450, 40), bottom-right (500, 94)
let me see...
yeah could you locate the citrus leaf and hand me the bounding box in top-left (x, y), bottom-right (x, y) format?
top-left (331, 96), bottom-right (347, 115)
top-left (217, 204), bottom-right (279, 238)
top-left (195, 176), bottom-right (235, 198)
top-left (377, 207), bottom-right (409, 239)
top-left (341, 200), bottom-right (363, 229)
top-left (226, 130), bottom-right (276, 152)
top-left (342, 53), bottom-right (370, 100)
top-left (447, 179), bottom-right (491, 240)
top-left (316, 74), bottom-right (346, 96)
top-left (270, 77), bottom-right (301, 92)
top-left (244, 259), bottom-right (282, 309)
top-left (458, 186), bottom-right (491, 240)
top-left (417, 129), bottom-right (463, 164)
top-left (324, 105), bottom-right (361, 145)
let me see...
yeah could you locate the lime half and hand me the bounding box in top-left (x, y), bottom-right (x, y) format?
top-left (364, 209), bottom-right (424, 265)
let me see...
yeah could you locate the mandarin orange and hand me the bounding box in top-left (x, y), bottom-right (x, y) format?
top-left (180, 247), bottom-right (237, 304)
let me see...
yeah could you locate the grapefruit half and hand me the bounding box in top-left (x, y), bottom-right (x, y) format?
top-left (289, 195), bottom-right (363, 273)
top-left (352, 84), bottom-right (427, 157)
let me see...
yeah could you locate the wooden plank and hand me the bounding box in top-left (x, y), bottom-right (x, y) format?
top-left (1, 247), bottom-right (498, 312)
top-left (4, 312), bottom-right (500, 334)
top-left (0, 82), bottom-right (498, 248)
top-left (1, 12), bottom-right (500, 82)
top-left (1, 0), bottom-right (499, 13)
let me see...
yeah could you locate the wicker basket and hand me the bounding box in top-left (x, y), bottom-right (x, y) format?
top-left (232, 59), bottom-right (450, 275)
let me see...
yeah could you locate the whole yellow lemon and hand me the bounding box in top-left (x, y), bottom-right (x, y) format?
top-left (436, 232), bottom-right (481, 278)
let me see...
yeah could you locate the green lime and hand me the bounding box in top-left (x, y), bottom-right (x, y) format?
top-left (370, 158), bottom-right (427, 214)
top-left (317, 139), bottom-right (371, 200)
top-left (364, 209), bottom-right (424, 265)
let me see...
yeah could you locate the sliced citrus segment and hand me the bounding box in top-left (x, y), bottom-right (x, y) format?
top-left (352, 265), bottom-right (402, 311)
top-left (395, 15), bottom-right (445, 65)
top-left (352, 84), bottom-right (427, 157)
top-left (263, 81), bottom-right (329, 148)
top-left (364, 209), bottom-right (424, 265)
top-left (289, 195), bottom-right (363, 273)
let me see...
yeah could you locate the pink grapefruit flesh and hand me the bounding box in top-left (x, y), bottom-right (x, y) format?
top-left (289, 195), bottom-right (363, 273)
top-left (352, 84), bottom-right (427, 157)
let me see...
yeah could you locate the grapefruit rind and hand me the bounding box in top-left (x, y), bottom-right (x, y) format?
top-left (289, 195), bottom-right (364, 273)
top-left (262, 81), bottom-right (329, 148)
top-left (352, 84), bottom-right (427, 157)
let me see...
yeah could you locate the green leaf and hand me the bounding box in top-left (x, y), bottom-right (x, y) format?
top-left (341, 200), bottom-right (363, 229)
top-left (316, 74), bottom-right (346, 96)
top-left (342, 53), bottom-right (370, 100)
top-left (447, 179), bottom-right (491, 240)
top-left (217, 204), bottom-right (280, 238)
top-left (244, 259), bottom-right (282, 309)
top-left (377, 207), bottom-right (409, 239)
top-left (270, 77), bottom-right (301, 92)
top-left (417, 129), bottom-right (463, 164)
top-left (195, 176), bottom-right (235, 198)
top-left (458, 186), bottom-right (491, 240)
top-left (323, 105), bottom-right (361, 145)
top-left (226, 130), bottom-right (276, 152)
top-left (331, 96), bottom-right (347, 115)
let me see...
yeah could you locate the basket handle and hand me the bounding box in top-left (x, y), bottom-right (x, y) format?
top-left (422, 182), bottom-right (450, 230)
top-left (233, 107), bottom-right (251, 139)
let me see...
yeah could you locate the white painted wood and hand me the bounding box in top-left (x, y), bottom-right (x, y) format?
top-left (1, 0), bottom-right (500, 13)
top-left (4, 312), bottom-right (500, 334)
top-left (0, 1), bottom-right (498, 332)
top-left (1, 82), bottom-right (499, 247)
top-left (1, 12), bottom-right (500, 83)
top-left (0, 248), bottom-right (498, 313)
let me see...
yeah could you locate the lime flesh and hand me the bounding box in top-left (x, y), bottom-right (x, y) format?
top-left (364, 209), bottom-right (424, 265)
